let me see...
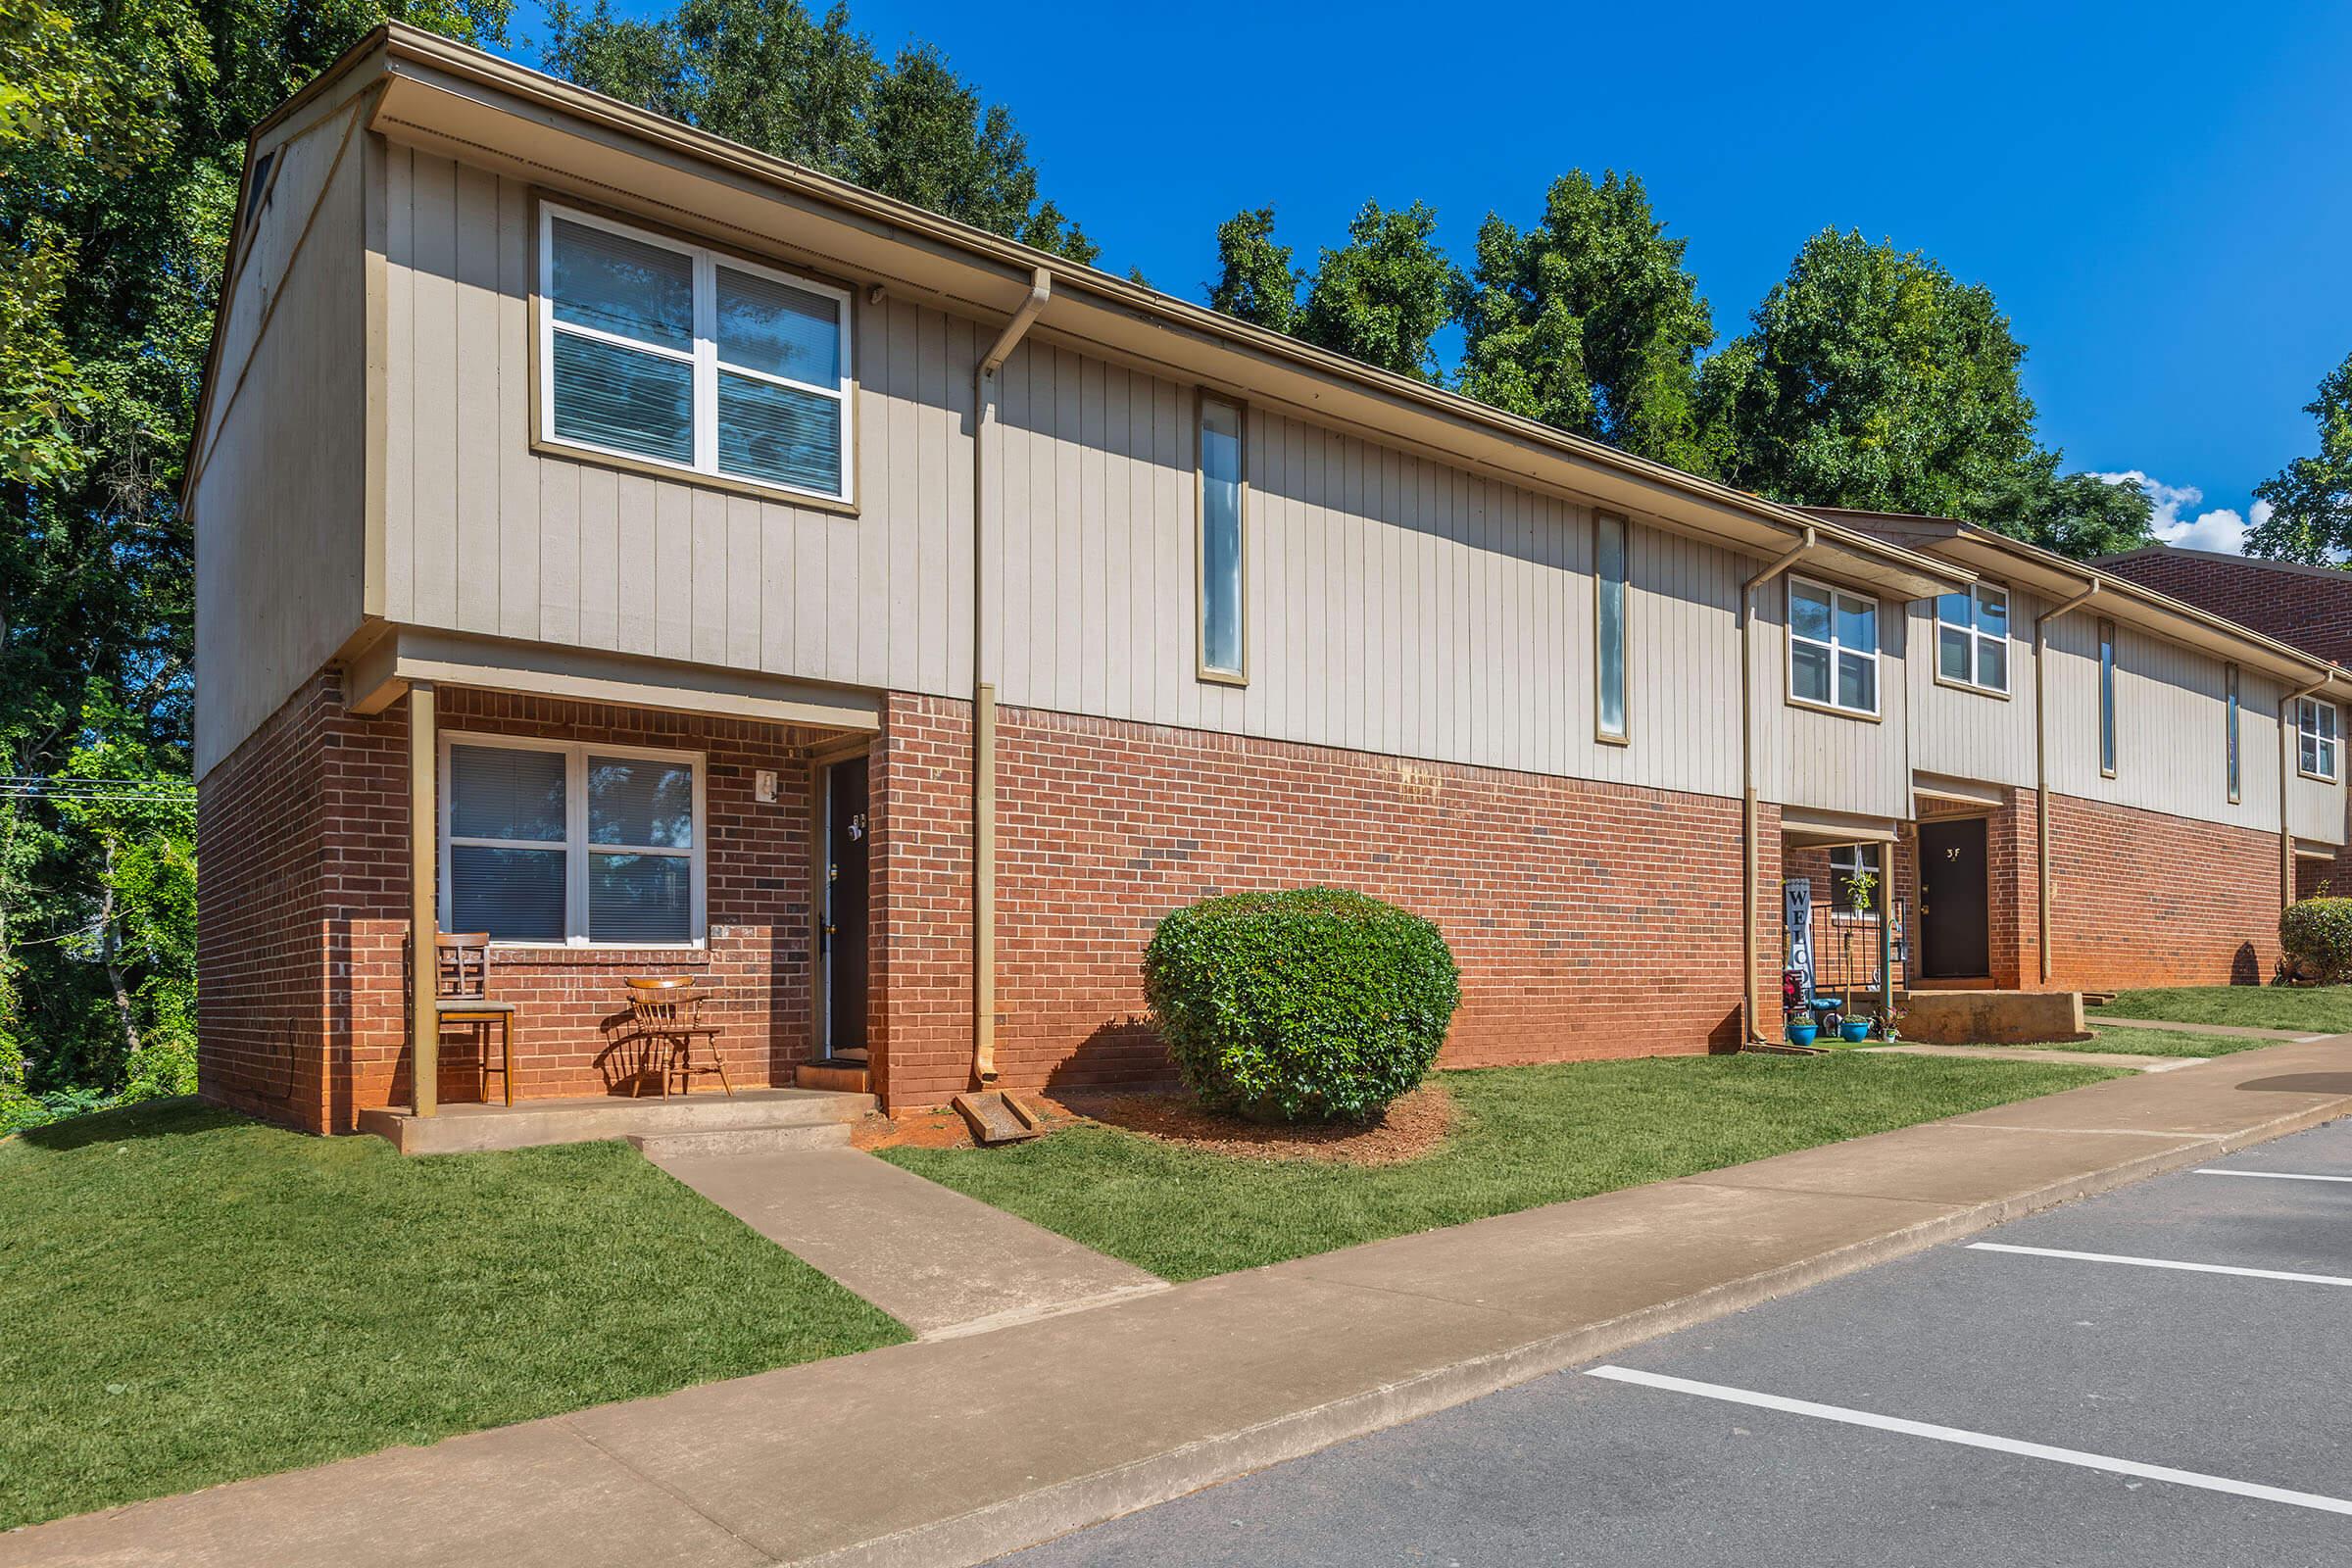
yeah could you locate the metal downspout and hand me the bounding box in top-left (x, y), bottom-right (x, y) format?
top-left (2033, 581), bottom-right (2099, 985)
top-left (969, 270), bottom-right (1050, 1087)
top-left (1740, 526), bottom-right (1813, 1044)
top-left (2281, 675), bottom-right (2328, 915)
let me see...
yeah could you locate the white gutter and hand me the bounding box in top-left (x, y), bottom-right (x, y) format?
top-left (1740, 526), bottom-right (1814, 1042)
top-left (2033, 581), bottom-right (2100, 985)
top-left (968, 269), bottom-right (1051, 1087)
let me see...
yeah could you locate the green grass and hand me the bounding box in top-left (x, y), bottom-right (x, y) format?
top-left (0, 1100), bottom-right (909, 1533)
top-left (2091, 985), bottom-right (2352, 1034)
top-left (2057, 1025), bottom-right (2276, 1057)
top-left (881, 1054), bottom-right (2121, 1282)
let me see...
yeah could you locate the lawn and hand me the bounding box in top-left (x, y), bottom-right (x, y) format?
top-left (2091, 985), bottom-right (2352, 1034)
top-left (0, 1100), bottom-right (908, 1533)
top-left (881, 1053), bottom-right (2121, 1282)
top-left (2054, 1025), bottom-right (2275, 1057)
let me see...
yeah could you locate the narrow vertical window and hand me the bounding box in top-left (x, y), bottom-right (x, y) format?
top-left (2098, 618), bottom-right (2118, 777)
top-left (2226, 664), bottom-right (2241, 804)
top-left (1595, 514), bottom-right (1628, 741)
top-left (1198, 395), bottom-right (1246, 681)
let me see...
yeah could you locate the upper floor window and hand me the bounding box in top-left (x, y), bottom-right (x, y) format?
top-left (1788, 576), bottom-right (1879, 715)
top-left (2226, 663), bottom-right (2241, 804)
top-left (442, 736), bottom-right (705, 946)
top-left (2098, 618), bottom-right (2118, 777)
top-left (539, 205), bottom-right (854, 504)
top-left (1198, 394), bottom-right (1246, 681)
top-left (1936, 583), bottom-right (2009, 694)
top-left (1595, 514), bottom-right (1628, 742)
top-left (2299, 697), bottom-right (2338, 783)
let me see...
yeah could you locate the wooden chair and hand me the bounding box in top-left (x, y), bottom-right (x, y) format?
top-left (435, 932), bottom-right (515, 1106)
top-left (625, 977), bottom-right (731, 1098)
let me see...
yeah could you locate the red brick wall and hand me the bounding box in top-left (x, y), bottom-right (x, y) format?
top-left (199, 672), bottom-right (829, 1132)
top-left (2099, 549), bottom-right (2352, 670)
top-left (870, 696), bottom-right (1762, 1110)
top-left (2045, 791), bottom-right (2280, 989)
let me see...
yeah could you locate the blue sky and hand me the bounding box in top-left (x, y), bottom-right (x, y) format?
top-left (500, 0), bottom-right (2352, 552)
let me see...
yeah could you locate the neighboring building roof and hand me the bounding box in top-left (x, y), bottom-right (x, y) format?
top-left (190, 24), bottom-right (1971, 605)
top-left (2094, 543), bottom-right (2352, 671)
top-left (1806, 509), bottom-right (2352, 698)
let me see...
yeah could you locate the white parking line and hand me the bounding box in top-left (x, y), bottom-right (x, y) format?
top-left (1585, 1365), bottom-right (2352, 1516)
top-left (2195, 1167), bottom-right (2352, 1185)
top-left (1968, 1242), bottom-right (2352, 1287)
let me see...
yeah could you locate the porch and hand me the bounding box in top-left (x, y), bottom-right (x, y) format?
top-left (358, 1084), bottom-right (875, 1155)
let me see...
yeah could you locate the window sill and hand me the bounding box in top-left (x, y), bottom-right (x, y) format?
top-left (530, 437), bottom-right (860, 518)
top-left (2298, 769), bottom-right (2339, 785)
top-left (1932, 673), bottom-right (2012, 702)
top-left (486, 943), bottom-right (712, 966)
top-left (1785, 694), bottom-right (1883, 725)
top-left (1197, 667), bottom-right (1249, 688)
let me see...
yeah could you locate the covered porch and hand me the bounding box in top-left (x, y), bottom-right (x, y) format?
top-left (341, 626), bottom-right (886, 1133)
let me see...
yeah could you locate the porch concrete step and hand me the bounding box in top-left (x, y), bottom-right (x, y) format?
top-left (358, 1086), bottom-right (876, 1154)
top-left (627, 1122), bottom-right (853, 1158)
top-left (796, 1060), bottom-right (871, 1094)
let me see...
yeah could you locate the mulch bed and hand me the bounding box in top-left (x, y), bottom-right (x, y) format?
top-left (851, 1082), bottom-right (1457, 1166)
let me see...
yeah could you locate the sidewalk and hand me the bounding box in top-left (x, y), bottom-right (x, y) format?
top-left (11, 1040), bottom-right (2350, 1568)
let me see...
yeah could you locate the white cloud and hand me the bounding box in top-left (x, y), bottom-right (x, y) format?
top-left (2092, 469), bottom-right (2266, 555)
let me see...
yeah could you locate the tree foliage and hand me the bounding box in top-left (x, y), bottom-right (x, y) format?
top-left (1298, 201), bottom-right (1456, 382)
top-left (2247, 350), bottom-right (2352, 564)
top-left (1457, 171), bottom-right (1717, 471)
top-left (1205, 206), bottom-right (1298, 335)
top-left (544, 0), bottom-right (1097, 263)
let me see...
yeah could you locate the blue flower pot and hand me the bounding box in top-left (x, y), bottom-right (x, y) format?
top-left (1788, 1022), bottom-right (1820, 1048)
top-left (1839, 1019), bottom-right (1872, 1043)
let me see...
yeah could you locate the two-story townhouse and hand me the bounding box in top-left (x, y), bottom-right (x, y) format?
top-left (190, 27), bottom-right (2350, 1135)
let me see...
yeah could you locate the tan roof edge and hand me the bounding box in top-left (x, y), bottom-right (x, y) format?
top-left (215, 22), bottom-right (1960, 594)
top-left (1815, 508), bottom-right (2352, 693)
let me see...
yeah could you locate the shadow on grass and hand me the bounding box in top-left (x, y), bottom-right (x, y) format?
top-left (14, 1097), bottom-right (252, 1152)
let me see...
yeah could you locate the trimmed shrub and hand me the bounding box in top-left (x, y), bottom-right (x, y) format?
top-left (1142, 887), bottom-right (1462, 1124)
top-left (2281, 897), bottom-right (2352, 983)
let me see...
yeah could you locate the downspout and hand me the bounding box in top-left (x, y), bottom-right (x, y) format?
top-left (1740, 526), bottom-right (1813, 1044)
top-left (2032, 581), bottom-right (2099, 985)
top-left (2280, 674), bottom-right (2328, 916)
top-left (969, 269), bottom-right (1051, 1087)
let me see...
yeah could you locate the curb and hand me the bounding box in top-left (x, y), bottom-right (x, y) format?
top-left (805, 1092), bottom-right (2352, 1568)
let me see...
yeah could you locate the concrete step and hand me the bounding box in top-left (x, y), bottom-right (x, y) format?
top-left (359, 1086), bottom-right (877, 1154)
top-left (628, 1122), bottom-right (853, 1158)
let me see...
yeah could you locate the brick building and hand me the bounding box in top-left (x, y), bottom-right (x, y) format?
top-left (190, 28), bottom-right (2352, 1136)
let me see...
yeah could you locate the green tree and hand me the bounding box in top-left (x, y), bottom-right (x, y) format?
top-left (545, 0), bottom-right (1097, 263)
top-left (3, 0), bottom-right (510, 1108)
top-left (1699, 228), bottom-right (2038, 514)
top-left (1206, 206), bottom-right (1299, 334)
top-left (1970, 457), bottom-right (2153, 561)
top-left (1298, 200), bottom-right (1456, 382)
top-left (2247, 351), bottom-right (2352, 564)
top-left (1457, 171), bottom-right (1717, 471)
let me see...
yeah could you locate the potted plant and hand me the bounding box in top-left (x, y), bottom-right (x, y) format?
top-left (1786, 1008), bottom-right (1820, 1048)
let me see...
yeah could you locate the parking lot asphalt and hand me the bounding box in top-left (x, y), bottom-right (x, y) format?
top-left (1001, 1115), bottom-right (2352, 1567)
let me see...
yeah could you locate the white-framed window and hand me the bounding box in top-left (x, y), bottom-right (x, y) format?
top-left (440, 734), bottom-right (706, 946)
top-left (538, 203), bottom-right (855, 503)
top-left (1936, 583), bottom-right (2009, 694)
top-left (1788, 576), bottom-right (1879, 715)
top-left (2299, 697), bottom-right (2339, 783)
top-left (2098, 618), bottom-right (2118, 776)
top-left (1197, 393), bottom-right (1246, 681)
top-left (2226, 663), bottom-right (2241, 804)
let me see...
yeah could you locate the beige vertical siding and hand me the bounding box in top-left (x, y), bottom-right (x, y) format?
top-left (379, 146), bottom-right (976, 698)
top-left (193, 101), bottom-right (372, 778)
top-left (1904, 588), bottom-right (2040, 790)
top-left (1750, 576), bottom-right (1913, 821)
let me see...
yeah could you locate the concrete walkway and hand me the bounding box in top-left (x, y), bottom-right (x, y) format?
top-left (12, 1039), bottom-right (2352, 1568)
top-left (1861, 1042), bottom-right (2201, 1072)
top-left (2092, 1014), bottom-right (2331, 1042)
top-left (649, 1146), bottom-right (1164, 1339)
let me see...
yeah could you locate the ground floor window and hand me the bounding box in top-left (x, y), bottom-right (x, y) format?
top-left (441, 734), bottom-right (704, 945)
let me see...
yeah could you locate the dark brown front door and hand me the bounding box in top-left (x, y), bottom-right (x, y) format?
top-left (824, 757), bottom-right (870, 1056)
top-left (1918, 816), bottom-right (1990, 979)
